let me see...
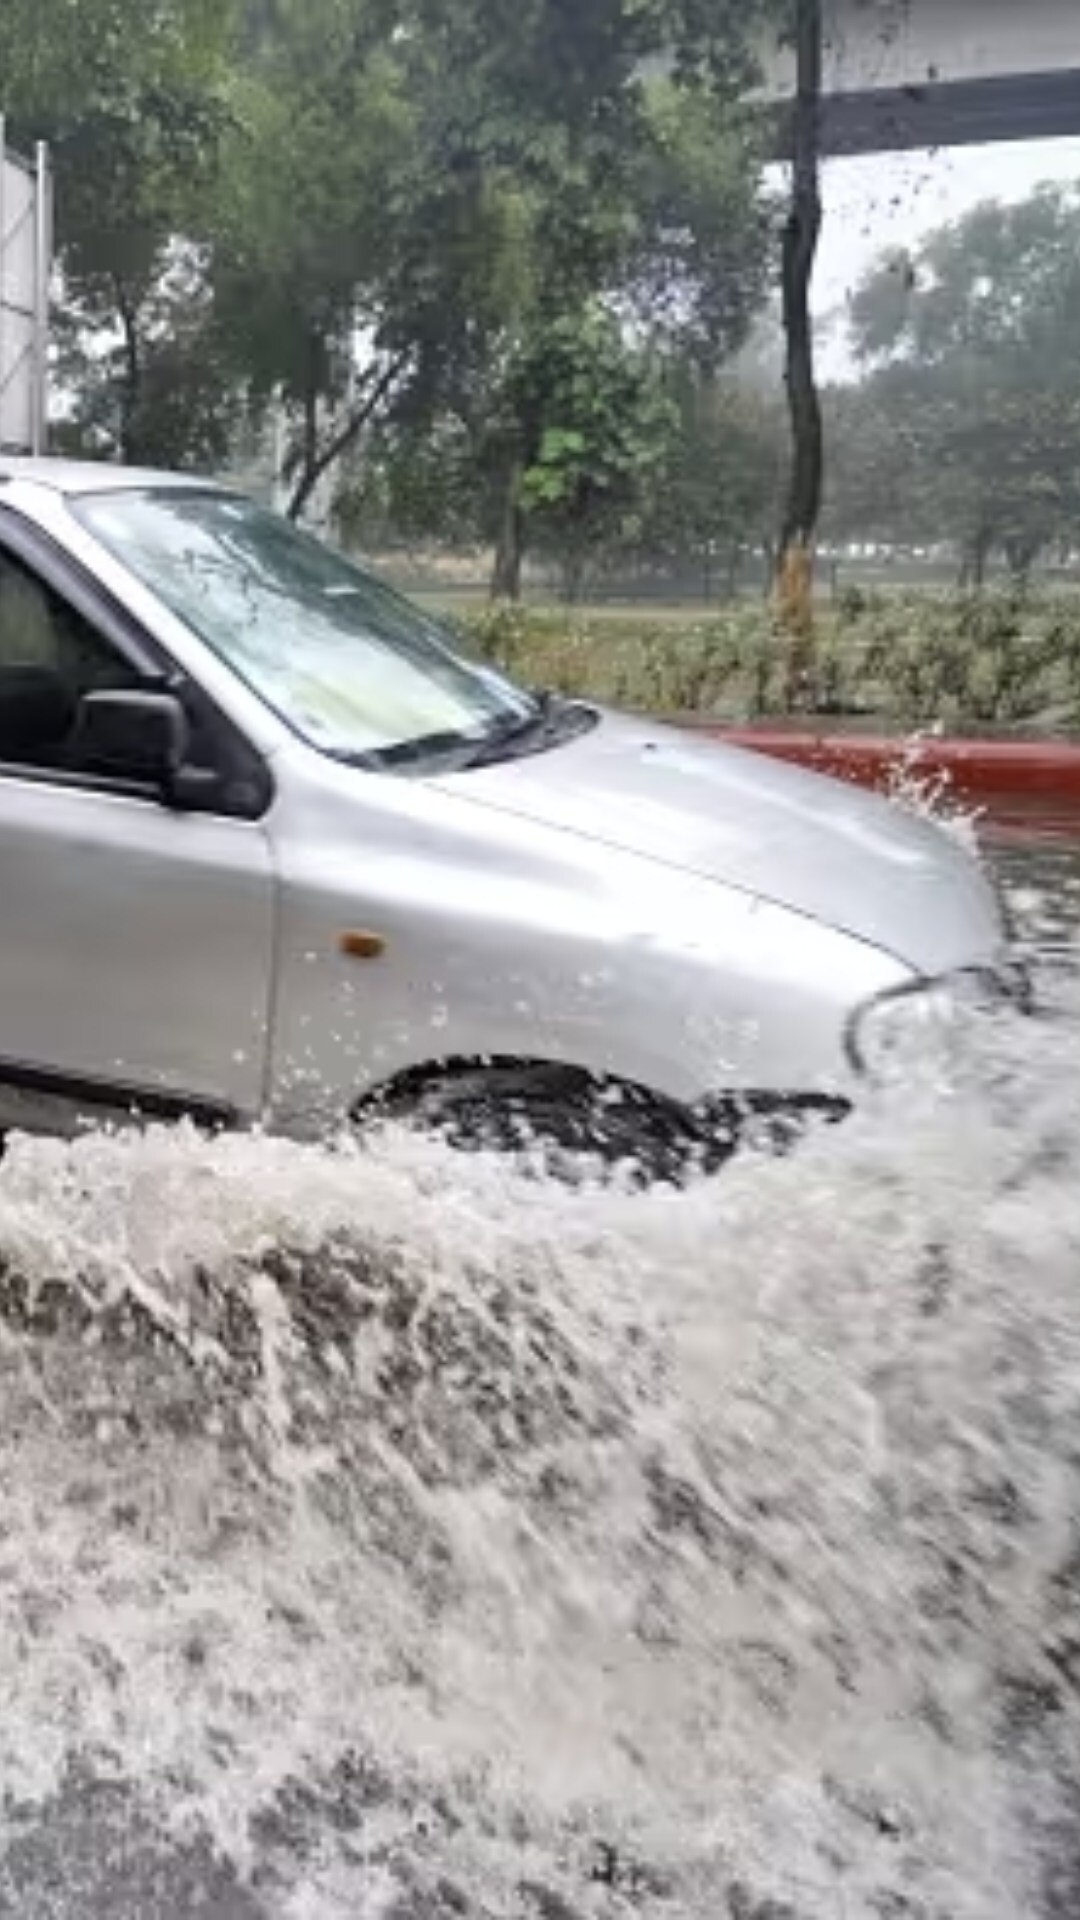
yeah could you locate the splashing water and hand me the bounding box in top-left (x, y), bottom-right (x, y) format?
top-left (883, 734), bottom-right (983, 858)
top-left (0, 864), bottom-right (1077, 1918)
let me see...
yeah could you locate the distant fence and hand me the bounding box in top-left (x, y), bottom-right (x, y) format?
top-left (376, 552), bottom-right (1080, 609)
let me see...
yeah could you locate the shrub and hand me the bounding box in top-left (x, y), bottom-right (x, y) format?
top-left (451, 591), bottom-right (1080, 732)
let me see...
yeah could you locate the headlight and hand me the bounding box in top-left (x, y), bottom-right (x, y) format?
top-left (846, 964), bottom-right (1032, 1083)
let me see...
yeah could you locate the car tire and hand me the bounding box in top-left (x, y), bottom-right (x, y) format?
top-left (363, 1063), bottom-right (720, 1188)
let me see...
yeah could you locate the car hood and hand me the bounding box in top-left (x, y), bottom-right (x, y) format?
top-left (430, 711), bottom-right (1003, 977)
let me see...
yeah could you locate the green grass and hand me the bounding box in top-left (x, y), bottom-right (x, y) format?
top-left (414, 592), bottom-right (720, 631)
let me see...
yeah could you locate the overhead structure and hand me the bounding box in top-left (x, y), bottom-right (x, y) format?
top-left (0, 121), bottom-right (50, 454)
top-left (761, 0), bottom-right (1080, 157)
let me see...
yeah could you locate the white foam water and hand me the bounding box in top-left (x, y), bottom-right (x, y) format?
top-left (0, 875), bottom-right (1077, 1918)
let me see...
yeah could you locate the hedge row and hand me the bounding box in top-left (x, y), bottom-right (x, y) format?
top-left (454, 590), bottom-right (1080, 732)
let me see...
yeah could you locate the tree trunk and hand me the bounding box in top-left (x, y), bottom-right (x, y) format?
top-left (561, 547), bottom-right (587, 605)
top-left (960, 526), bottom-right (993, 591)
top-left (115, 283), bottom-right (143, 464)
top-left (491, 460), bottom-right (525, 601)
top-left (1004, 535), bottom-right (1040, 588)
top-left (778, 0), bottom-right (824, 704)
top-left (287, 355), bottom-right (408, 523)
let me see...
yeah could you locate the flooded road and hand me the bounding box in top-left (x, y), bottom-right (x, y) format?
top-left (0, 822), bottom-right (1077, 1919)
top-left (990, 839), bottom-right (1080, 981)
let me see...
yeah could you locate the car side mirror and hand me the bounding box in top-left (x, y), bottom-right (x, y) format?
top-left (75, 688), bottom-right (193, 800)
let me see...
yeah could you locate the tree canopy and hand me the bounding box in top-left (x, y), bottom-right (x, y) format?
top-left (0, 0), bottom-right (774, 570)
top-left (19, 2), bottom-right (1078, 601)
top-left (0, 0), bottom-right (239, 462)
top-left (833, 187), bottom-right (1080, 580)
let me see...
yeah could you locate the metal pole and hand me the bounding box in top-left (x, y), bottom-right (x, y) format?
top-left (32, 139), bottom-right (49, 456)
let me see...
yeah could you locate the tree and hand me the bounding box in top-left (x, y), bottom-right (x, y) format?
top-left (336, 350), bottom-right (788, 604)
top-left (844, 187), bottom-right (1080, 582)
top-left (334, 413), bottom-right (491, 556)
top-left (209, 0), bottom-right (422, 517)
top-left (333, 37), bottom-right (774, 590)
top-left (0, 0), bottom-right (773, 526)
top-left (512, 308), bottom-right (675, 601)
top-left (381, 0), bottom-right (774, 593)
top-left (777, 0), bottom-right (823, 684)
top-left (632, 371), bottom-right (786, 596)
top-left (0, 0), bottom-right (239, 463)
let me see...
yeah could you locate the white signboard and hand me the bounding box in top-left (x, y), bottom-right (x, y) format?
top-left (756, 0), bottom-right (1080, 155)
top-left (0, 131), bottom-right (50, 453)
top-left (759, 0), bottom-right (1080, 100)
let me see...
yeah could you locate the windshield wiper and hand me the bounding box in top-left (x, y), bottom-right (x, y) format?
top-left (339, 728), bottom-right (484, 773)
top-left (461, 692), bottom-right (597, 769)
top-left (332, 694), bottom-right (596, 777)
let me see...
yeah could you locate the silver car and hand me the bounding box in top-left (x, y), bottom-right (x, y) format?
top-left (0, 459), bottom-right (1010, 1171)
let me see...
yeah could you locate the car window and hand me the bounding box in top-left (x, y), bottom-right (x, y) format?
top-left (72, 489), bottom-right (537, 767)
top-left (0, 549), bottom-right (141, 774)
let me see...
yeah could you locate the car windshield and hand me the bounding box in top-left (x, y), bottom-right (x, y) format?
top-left (71, 489), bottom-right (538, 766)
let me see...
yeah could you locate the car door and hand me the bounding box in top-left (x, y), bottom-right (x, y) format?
top-left (0, 517), bottom-right (276, 1133)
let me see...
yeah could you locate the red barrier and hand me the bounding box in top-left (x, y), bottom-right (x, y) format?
top-left (692, 725), bottom-right (1080, 844)
top-left (703, 727), bottom-right (1080, 801)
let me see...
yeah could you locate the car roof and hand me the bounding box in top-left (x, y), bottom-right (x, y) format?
top-left (0, 456), bottom-right (228, 498)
